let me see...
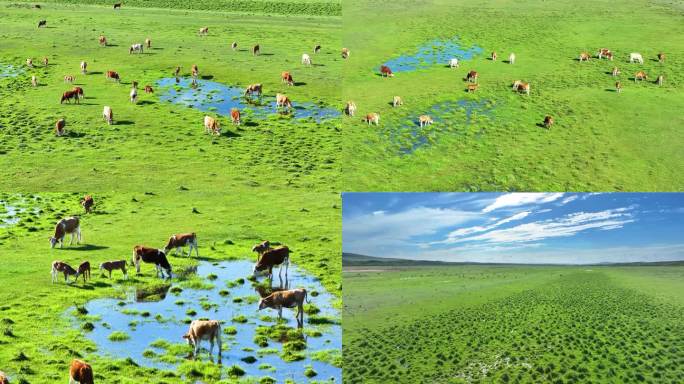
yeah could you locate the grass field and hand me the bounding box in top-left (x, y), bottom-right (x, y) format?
top-left (342, 0), bottom-right (684, 191)
top-left (343, 265), bottom-right (684, 383)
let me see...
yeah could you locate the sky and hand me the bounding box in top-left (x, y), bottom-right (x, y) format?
top-left (342, 193), bottom-right (684, 264)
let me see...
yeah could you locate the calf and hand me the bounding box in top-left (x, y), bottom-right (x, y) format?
top-left (106, 70), bottom-right (120, 82)
top-left (418, 115), bottom-right (433, 127)
top-left (341, 47), bottom-right (350, 59)
top-left (281, 71), bottom-right (294, 86)
top-left (314, 44), bottom-right (321, 54)
top-left (204, 115), bottom-right (220, 135)
top-left (144, 85), bottom-right (153, 93)
top-left (230, 108), bottom-right (241, 125)
top-left (69, 359), bottom-right (93, 384)
top-left (99, 260), bottom-right (128, 279)
top-left (129, 43), bottom-right (143, 54)
top-left (80, 61), bottom-right (87, 74)
top-left (64, 75), bottom-right (75, 83)
top-left (38, 20), bottom-right (46, 28)
top-left (244, 84), bottom-right (262, 97)
top-left (449, 58), bottom-right (459, 68)
top-left (183, 320), bottom-right (222, 359)
top-left (77, 261), bottom-right (91, 283)
top-left (344, 101), bottom-right (357, 116)
top-left (629, 52), bottom-right (643, 64)
top-left (132, 245), bottom-right (172, 278)
top-left (301, 53), bottom-right (312, 66)
top-left (364, 113), bottom-right (380, 126)
top-left (252, 44), bottom-right (260, 56)
top-left (231, 41), bottom-right (237, 51)
top-left (251, 240), bottom-right (271, 261)
top-left (55, 118), bottom-right (66, 136)
top-left (164, 233), bottom-right (199, 257)
top-left (26, 58), bottom-right (33, 68)
top-left (657, 52), bottom-right (666, 63)
top-left (102, 106), bottom-right (113, 125)
top-left (51, 261), bottom-right (78, 283)
top-left (198, 27), bottom-right (208, 36)
top-left (145, 38), bottom-right (151, 48)
top-left (508, 52), bottom-right (515, 64)
top-left (634, 71), bottom-right (647, 82)
top-left (276, 93), bottom-right (292, 111)
top-left (99, 35), bottom-right (107, 46)
top-left (253, 246), bottom-right (290, 280)
top-left (81, 195), bottom-right (94, 213)
top-left (50, 217), bottom-right (81, 248)
top-left (465, 70), bottom-right (478, 83)
top-left (380, 65), bottom-right (394, 77)
top-left (258, 288), bottom-right (310, 327)
top-left (543, 115), bottom-right (554, 128)
top-left (61, 90), bottom-right (80, 104)
top-left (467, 83), bottom-right (479, 93)
top-left (392, 96), bottom-right (403, 107)
top-left (578, 52), bottom-right (590, 62)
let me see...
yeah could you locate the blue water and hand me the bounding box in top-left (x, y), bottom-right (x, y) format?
top-left (0, 63), bottom-right (25, 78)
top-left (382, 37), bottom-right (483, 72)
top-left (156, 78), bottom-right (340, 123)
top-left (74, 260), bottom-right (341, 383)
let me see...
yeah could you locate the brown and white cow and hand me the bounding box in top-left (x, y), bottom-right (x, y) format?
top-left (81, 195), bottom-right (94, 213)
top-left (276, 94), bottom-right (292, 111)
top-left (145, 38), bottom-right (151, 48)
top-left (231, 41), bottom-right (238, 51)
top-left (579, 52), bottom-right (590, 62)
top-left (144, 85), bottom-right (153, 93)
top-left (105, 70), bottom-right (120, 82)
top-left (50, 217), bottom-right (81, 248)
top-left (43, 57), bottom-right (49, 67)
top-left (191, 64), bottom-right (199, 78)
top-left (252, 44), bottom-right (260, 56)
top-left (491, 51), bottom-right (497, 61)
top-left (51, 261), bottom-right (78, 283)
top-left (69, 359), bottom-right (93, 384)
top-left (513, 80), bottom-right (530, 95)
top-left (281, 71), bottom-right (294, 86)
top-left (102, 106), bottom-right (113, 125)
top-left (77, 261), bottom-right (91, 283)
top-left (258, 288), bottom-right (310, 327)
top-left (55, 118), bottom-right (66, 136)
top-left (80, 61), bottom-right (87, 74)
top-left (543, 115), bottom-right (554, 129)
top-left (341, 47), bottom-right (350, 59)
top-left (253, 246), bottom-right (290, 280)
top-left (467, 83), bottom-right (479, 93)
top-left (418, 115), bottom-right (433, 127)
top-left (251, 240), bottom-right (271, 261)
top-left (0, 370), bottom-right (8, 384)
top-left (26, 58), bottom-right (33, 67)
top-left (64, 75), bottom-right (75, 83)
top-left (392, 96), bottom-right (403, 108)
top-left (99, 260), bottom-right (128, 279)
top-left (182, 320), bottom-right (222, 359)
top-left (204, 116), bottom-right (220, 135)
top-left (244, 83), bottom-right (262, 97)
top-left (597, 48), bottom-right (613, 60)
top-left (344, 101), bottom-right (357, 117)
top-left (61, 90), bottom-right (80, 104)
top-left (132, 246), bottom-right (172, 278)
top-left (465, 70), bottom-right (478, 83)
top-left (364, 113), bottom-right (380, 126)
top-left (657, 52), bottom-right (666, 63)
top-left (164, 233), bottom-right (199, 257)
top-left (314, 44), bottom-right (321, 54)
top-left (615, 81), bottom-right (622, 93)
top-left (99, 35), bottom-right (107, 46)
top-left (198, 27), bottom-right (208, 36)
top-left (634, 71), bottom-right (647, 82)
top-left (380, 65), bottom-right (393, 77)
top-left (230, 109), bottom-right (241, 125)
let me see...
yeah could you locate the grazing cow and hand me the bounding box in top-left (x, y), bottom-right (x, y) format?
top-left (380, 65), bottom-right (394, 77)
top-left (244, 83), bottom-right (262, 97)
top-left (276, 93), bottom-right (292, 111)
top-left (55, 118), bottom-right (66, 136)
top-left (72, 86), bottom-right (84, 99)
top-left (467, 83), bottom-right (479, 93)
top-left (449, 58), bottom-right (459, 68)
top-left (657, 52), bottom-right (666, 63)
top-left (99, 260), bottom-right (128, 279)
top-left (43, 57), bottom-right (49, 67)
top-left (69, 359), bottom-right (93, 384)
top-left (204, 115), bottom-right (220, 135)
top-left (578, 52), bottom-right (590, 62)
top-left (258, 288), bottom-right (310, 327)
top-left (615, 81), bottom-right (622, 93)
top-left (102, 106), bottom-right (113, 125)
top-left (252, 240), bottom-right (271, 260)
top-left (50, 216), bottom-right (81, 248)
top-left (130, 87), bottom-right (137, 103)
top-left (183, 320), bottom-right (222, 359)
top-left (281, 71), bottom-right (294, 86)
top-left (418, 115), bottom-right (433, 127)
top-left (198, 27), bottom-right (208, 36)
top-left (64, 75), bottom-right (75, 83)
top-left (364, 113), bottom-right (380, 126)
top-left (597, 48), bottom-right (613, 60)
top-left (252, 44), bottom-right (260, 56)
top-left (38, 20), bottom-right (46, 28)
top-left (145, 38), bottom-right (151, 48)
top-left (99, 35), bottom-right (107, 46)
top-left (543, 115), bottom-right (554, 128)
top-left (51, 261), bottom-right (78, 283)
top-left (656, 75), bottom-right (664, 86)
top-left (26, 58), bottom-right (33, 68)
top-left (465, 70), bottom-right (478, 83)
top-left (612, 67), bottom-right (620, 77)
top-left (629, 53), bottom-right (643, 64)
top-left (164, 233), bottom-right (199, 257)
top-left (105, 70), bottom-right (120, 82)
top-left (314, 44), bottom-right (321, 54)
top-left (61, 90), bottom-right (80, 104)
top-left (634, 71), bottom-right (647, 82)
top-left (0, 371), bottom-right (8, 384)
top-left (512, 80), bottom-right (530, 95)
top-left (191, 64), bottom-right (199, 78)
top-left (491, 51), bottom-right (497, 61)
top-left (113, 2), bottom-right (122, 9)
top-left (81, 195), bottom-right (94, 213)
top-left (231, 41), bottom-right (237, 50)
top-left (253, 246), bottom-right (290, 279)
top-left (80, 61), bottom-right (87, 74)
top-left (132, 246), bottom-right (172, 278)
top-left (77, 261), bottom-right (91, 283)
top-left (344, 101), bottom-right (357, 116)
top-left (129, 43), bottom-right (144, 54)
top-left (144, 85), bottom-right (153, 93)
top-left (230, 108), bottom-right (241, 125)
top-left (32, 75), bottom-right (37, 87)
top-left (174, 66), bottom-right (181, 77)
top-left (392, 96), bottom-right (403, 107)
top-left (302, 53), bottom-right (312, 66)
top-left (341, 47), bottom-right (350, 59)
top-left (508, 52), bottom-right (515, 64)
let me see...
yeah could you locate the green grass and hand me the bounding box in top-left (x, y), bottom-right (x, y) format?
top-left (343, 265), bottom-right (684, 383)
top-left (342, 0), bottom-right (684, 191)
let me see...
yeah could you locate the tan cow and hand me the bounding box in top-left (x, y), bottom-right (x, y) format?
top-left (198, 27), bottom-right (208, 36)
top-left (183, 320), bottom-right (222, 359)
top-left (656, 75), bottom-right (664, 86)
top-left (164, 233), bottom-right (199, 257)
top-left (102, 106), bottom-right (113, 125)
top-left (64, 75), bottom-right (75, 83)
top-left (31, 75), bottom-right (37, 87)
top-left (55, 118), bottom-right (66, 136)
top-left (467, 83), bottom-right (479, 93)
top-left (341, 47), bottom-right (350, 59)
top-left (364, 113), bottom-right (380, 126)
top-left (579, 52), bottom-right (590, 62)
top-left (99, 35), bottom-right (107, 46)
top-left (145, 37), bottom-right (151, 48)
top-left (276, 93), bottom-right (292, 111)
top-left (612, 67), bottom-right (620, 77)
top-left (281, 71), bottom-right (294, 86)
top-left (634, 71), bottom-right (647, 82)
top-left (392, 96), bottom-right (403, 107)
top-left (69, 359), bottom-right (93, 384)
top-left (491, 51), bottom-right (497, 61)
top-left (144, 85), bottom-right (153, 93)
top-left (344, 101), bottom-right (357, 116)
top-left (191, 64), bottom-right (199, 78)
top-left (616, 81), bottom-right (622, 93)
top-left (418, 115), bottom-right (433, 127)
top-left (43, 57), bottom-right (49, 67)
top-left (244, 83), bottom-right (262, 97)
top-left (258, 288), bottom-right (310, 327)
top-left (26, 58), bottom-right (33, 67)
top-left (50, 216), bottom-right (81, 248)
top-left (80, 61), bottom-right (87, 74)
top-left (204, 115), bottom-right (220, 135)
top-left (657, 52), bottom-right (666, 63)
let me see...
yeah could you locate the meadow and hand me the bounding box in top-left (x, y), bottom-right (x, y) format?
top-left (343, 265), bottom-right (684, 383)
top-left (342, 0), bottom-right (684, 191)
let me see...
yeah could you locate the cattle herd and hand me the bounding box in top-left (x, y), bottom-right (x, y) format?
top-left (344, 48), bottom-right (668, 130)
top-left (27, 194), bottom-right (313, 383)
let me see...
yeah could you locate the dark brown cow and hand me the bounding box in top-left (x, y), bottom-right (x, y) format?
top-left (55, 118), bottom-right (66, 136)
top-left (251, 240), bottom-right (271, 260)
top-left (164, 233), bottom-right (198, 257)
top-left (38, 20), bottom-right (46, 28)
top-left (281, 71), bottom-right (294, 86)
top-left (543, 115), bottom-right (554, 128)
top-left (230, 108), bottom-right (241, 125)
top-left (50, 216), bottom-right (81, 248)
top-left (61, 89), bottom-right (79, 103)
top-left (244, 83), bottom-right (262, 97)
top-left (253, 246), bottom-right (290, 279)
top-left (72, 86), bottom-right (84, 99)
top-left (132, 246), bottom-right (172, 278)
top-left (99, 260), bottom-right (128, 279)
top-left (465, 70), bottom-right (478, 83)
top-left (105, 70), bottom-right (120, 82)
top-left (113, 3), bottom-right (122, 9)
top-left (252, 44), bottom-right (260, 56)
top-left (77, 261), bottom-right (91, 283)
top-left (81, 195), bottom-right (94, 213)
top-left (51, 261), bottom-right (78, 283)
top-left (174, 66), bottom-right (181, 77)
top-left (258, 288), bottom-right (310, 327)
top-left (69, 359), bottom-right (94, 384)
top-left (380, 65), bottom-right (393, 77)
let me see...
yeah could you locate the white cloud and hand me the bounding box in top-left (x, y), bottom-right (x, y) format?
top-left (433, 211), bottom-right (531, 245)
top-left (560, 195), bottom-right (578, 205)
top-left (482, 193), bottom-right (564, 212)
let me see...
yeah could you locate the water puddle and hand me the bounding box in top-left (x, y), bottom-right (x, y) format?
top-left (156, 78), bottom-right (340, 123)
top-left (0, 63), bottom-right (25, 78)
top-left (0, 201), bottom-right (22, 227)
top-left (382, 37), bottom-right (483, 72)
top-left (73, 260), bottom-right (341, 383)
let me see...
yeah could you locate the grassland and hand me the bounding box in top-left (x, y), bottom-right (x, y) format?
top-left (342, 0), bottom-right (684, 191)
top-left (343, 265), bottom-right (684, 383)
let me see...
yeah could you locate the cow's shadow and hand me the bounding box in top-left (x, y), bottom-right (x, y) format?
top-left (220, 130), bottom-right (241, 138)
top-left (63, 131), bottom-right (86, 138)
top-left (200, 75), bottom-right (214, 80)
top-left (293, 82), bottom-right (306, 86)
top-left (66, 244), bottom-right (109, 251)
top-left (116, 120), bottom-right (135, 125)
top-left (138, 100), bottom-right (155, 105)
top-left (89, 71), bottom-right (103, 75)
top-left (605, 88), bottom-right (618, 92)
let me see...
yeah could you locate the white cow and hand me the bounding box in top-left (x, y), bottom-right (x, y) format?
top-left (449, 58), bottom-right (459, 68)
top-left (629, 53), bottom-right (643, 64)
top-left (80, 61), bottom-right (87, 74)
top-left (102, 106), bottom-right (113, 125)
top-left (130, 87), bottom-right (137, 103)
top-left (129, 43), bottom-right (144, 54)
top-left (508, 53), bottom-right (516, 64)
top-left (301, 53), bottom-right (312, 66)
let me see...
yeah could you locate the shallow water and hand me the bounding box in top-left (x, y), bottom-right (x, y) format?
top-left (382, 38), bottom-right (483, 72)
top-left (0, 63), bottom-right (24, 78)
top-left (156, 78), bottom-right (340, 123)
top-left (0, 201), bottom-right (21, 227)
top-left (76, 260), bottom-right (340, 383)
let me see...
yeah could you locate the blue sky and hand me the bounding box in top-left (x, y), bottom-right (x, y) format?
top-left (343, 193), bottom-right (684, 264)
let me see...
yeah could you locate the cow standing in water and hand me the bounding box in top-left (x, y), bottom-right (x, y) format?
top-left (258, 288), bottom-right (310, 328)
top-left (132, 246), bottom-right (172, 278)
top-left (69, 359), bottom-right (94, 384)
top-left (253, 246), bottom-right (290, 280)
top-left (49, 217), bottom-right (81, 248)
top-left (252, 240), bottom-right (271, 261)
top-left (183, 320), bottom-right (222, 360)
top-left (164, 233), bottom-right (199, 257)
top-left (244, 83), bottom-right (262, 98)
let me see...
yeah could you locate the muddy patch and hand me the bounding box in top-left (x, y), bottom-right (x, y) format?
top-left (382, 37), bottom-right (483, 72)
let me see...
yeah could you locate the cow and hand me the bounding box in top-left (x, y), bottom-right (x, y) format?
top-left (252, 240), bottom-right (271, 260)
top-left (231, 41), bottom-right (237, 51)
top-left (252, 44), bottom-right (260, 56)
top-left (656, 75), bottom-right (664, 86)
top-left (449, 58), bottom-right (459, 68)
top-left (491, 51), bottom-right (497, 61)
top-left (634, 71), bottom-right (647, 82)
top-left (130, 87), bottom-right (137, 103)
top-left (302, 53), bottom-right (312, 66)
top-left (38, 20), bottom-right (46, 28)
top-left (597, 48), bottom-right (613, 60)
top-left (380, 65), bottom-right (394, 77)
top-left (341, 47), bottom-right (350, 59)
top-left (106, 70), bottom-right (120, 82)
top-left (191, 64), bottom-right (199, 78)
top-left (102, 106), bottom-right (113, 125)
top-left (99, 260), bottom-right (128, 279)
top-left (61, 90), bottom-right (80, 104)
top-left (508, 52), bottom-right (515, 64)
top-left (182, 320), bottom-right (222, 359)
top-left (314, 44), bottom-right (321, 54)
top-left (344, 101), bottom-right (357, 116)
top-left (43, 57), bottom-right (49, 67)
top-left (276, 93), bottom-right (292, 111)
top-left (55, 118), bottom-right (66, 136)
top-left (244, 83), bottom-right (262, 97)
top-left (204, 115), bottom-right (220, 135)
top-left (657, 52), bottom-right (666, 63)
top-left (364, 113), bottom-right (380, 126)
top-left (113, 2), bottom-right (122, 9)
top-left (543, 115), bottom-right (554, 129)
top-left (81, 195), bottom-right (94, 213)
top-left (164, 233), bottom-right (199, 257)
top-left (198, 27), bottom-right (208, 36)
top-left (258, 288), bottom-right (310, 328)
top-left (129, 43), bottom-right (143, 54)
top-left (418, 115), bottom-right (433, 127)
top-left (615, 81), bottom-right (622, 93)
top-left (145, 38), bottom-right (151, 48)
top-left (392, 96), bottom-right (403, 108)
top-left (99, 35), bottom-right (107, 46)
top-left (77, 261), bottom-right (91, 283)
top-left (629, 53), bottom-right (643, 64)
top-left (0, 371), bottom-right (8, 384)
top-left (132, 245), bottom-right (172, 278)
top-left (465, 70), bottom-right (478, 83)
top-left (72, 86), bottom-right (84, 99)
top-left (253, 246), bottom-right (290, 280)
top-left (281, 71), bottom-right (294, 86)
top-left (51, 261), bottom-right (78, 283)
top-left (32, 75), bottom-right (37, 87)
top-left (512, 80), bottom-right (530, 95)
top-left (26, 58), bottom-right (33, 68)
top-left (69, 359), bottom-right (93, 384)
top-left (578, 52), bottom-right (590, 62)
top-left (80, 61), bottom-right (87, 74)
top-left (144, 85), bottom-right (153, 93)
top-left (50, 216), bottom-right (81, 248)
top-left (64, 75), bottom-right (75, 83)
top-left (467, 83), bottom-right (479, 93)
top-left (174, 66), bottom-right (181, 77)
top-left (230, 108), bottom-right (241, 125)
top-left (612, 67), bottom-right (620, 77)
